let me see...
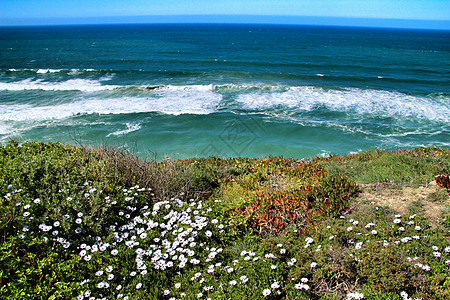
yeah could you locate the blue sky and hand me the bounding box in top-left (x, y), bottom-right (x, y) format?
top-left (1, 0), bottom-right (449, 29)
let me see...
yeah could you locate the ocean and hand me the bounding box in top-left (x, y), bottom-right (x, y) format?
top-left (0, 24), bottom-right (449, 160)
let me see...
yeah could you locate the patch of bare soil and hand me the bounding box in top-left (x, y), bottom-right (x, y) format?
top-left (357, 181), bottom-right (449, 226)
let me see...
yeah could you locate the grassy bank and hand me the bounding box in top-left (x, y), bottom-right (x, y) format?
top-left (0, 141), bottom-right (449, 299)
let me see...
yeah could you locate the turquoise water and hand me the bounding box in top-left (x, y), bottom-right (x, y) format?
top-left (0, 24), bottom-right (449, 159)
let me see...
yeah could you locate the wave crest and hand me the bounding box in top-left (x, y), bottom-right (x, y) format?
top-left (0, 82), bottom-right (448, 123)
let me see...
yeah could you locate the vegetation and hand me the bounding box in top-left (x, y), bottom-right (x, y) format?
top-left (0, 141), bottom-right (449, 299)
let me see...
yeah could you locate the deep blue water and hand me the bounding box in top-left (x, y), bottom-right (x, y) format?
top-left (0, 24), bottom-right (449, 159)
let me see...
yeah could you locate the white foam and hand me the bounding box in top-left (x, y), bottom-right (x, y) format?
top-left (0, 78), bottom-right (119, 92)
top-left (0, 122), bottom-right (13, 136)
top-left (162, 84), bottom-right (214, 92)
top-left (0, 86), bottom-right (222, 122)
top-left (107, 123), bottom-right (141, 137)
top-left (0, 120), bottom-right (24, 141)
top-left (349, 149), bottom-right (363, 155)
top-left (236, 86), bottom-right (450, 123)
top-left (1, 83), bottom-right (448, 124)
top-left (36, 69), bottom-right (62, 74)
top-left (319, 150), bottom-right (331, 158)
top-left (68, 68), bottom-right (96, 74)
top-left (152, 85), bottom-right (221, 114)
top-left (5, 68), bottom-right (99, 74)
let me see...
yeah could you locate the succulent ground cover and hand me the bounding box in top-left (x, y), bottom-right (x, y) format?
top-left (0, 141), bottom-right (449, 299)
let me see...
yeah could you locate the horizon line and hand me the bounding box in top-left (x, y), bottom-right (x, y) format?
top-left (1, 15), bottom-right (450, 30)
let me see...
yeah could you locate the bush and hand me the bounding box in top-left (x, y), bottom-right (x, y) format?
top-left (435, 175), bottom-right (450, 194)
top-left (0, 141), bottom-right (448, 299)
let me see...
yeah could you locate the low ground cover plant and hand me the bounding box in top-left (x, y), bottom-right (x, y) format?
top-left (0, 141), bottom-right (448, 299)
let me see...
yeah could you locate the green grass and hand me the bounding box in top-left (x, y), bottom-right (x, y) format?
top-left (324, 148), bottom-right (450, 186)
top-left (0, 141), bottom-right (449, 299)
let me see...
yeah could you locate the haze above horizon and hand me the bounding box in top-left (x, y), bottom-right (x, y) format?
top-left (1, 0), bottom-right (449, 30)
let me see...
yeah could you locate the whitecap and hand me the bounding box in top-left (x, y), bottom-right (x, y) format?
top-left (235, 86), bottom-right (450, 123)
top-left (0, 86), bottom-right (222, 122)
top-left (1, 83), bottom-right (448, 124)
top-left (36, 69), bottom-right (62, 74)
top-left (107, 123), bottom-right (142, 137)
top-left (0, 78), bottom-right (120, 92)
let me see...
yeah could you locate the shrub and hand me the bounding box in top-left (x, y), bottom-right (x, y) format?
top-left (1, 141), bottom-right (448, 299)
top-left (435, 175), bottom-right (450, 194)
